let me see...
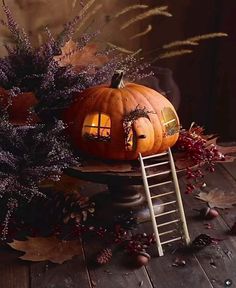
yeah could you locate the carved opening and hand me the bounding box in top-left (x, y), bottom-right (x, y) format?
top-left (161, 107), bottom-right (179, 136)
top-left (123, 106), bottom-right (154, 151)
top-left (82, 113), bottom-right (111, 142)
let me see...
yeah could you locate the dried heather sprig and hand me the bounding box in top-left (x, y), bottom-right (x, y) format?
top-left (1, 1), bottom-right (32, 54)
top-left (0, 118), bottom-right (78, 236)
top-left (0, 4), bottom-right (150, 120)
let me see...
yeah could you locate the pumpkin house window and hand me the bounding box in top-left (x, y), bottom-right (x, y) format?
top-left (82, 113), bottom-right (111, 142)
top-left (161, 107), bottom-right (179, 136)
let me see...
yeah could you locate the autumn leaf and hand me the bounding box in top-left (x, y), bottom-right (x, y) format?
top-left (204, 135), bottom-right (236, 162)
top-left (216, 144), bottom-right (236, 162)
top-left (8, 236), bottom-right (82, 264)
top-left (53, 39), bottom-right (108, 73)
top-left (174, 152), bottom-right (196, 170)
top-left (195, 188), bottom-right (236, 209)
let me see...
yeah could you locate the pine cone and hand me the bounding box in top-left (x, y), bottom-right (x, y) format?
top-left (96, 248), bottom-right (112, 265)
top-left (16, 187), bottom-right (95, 235)
top-left (191, 234), bottom-right (213, 250)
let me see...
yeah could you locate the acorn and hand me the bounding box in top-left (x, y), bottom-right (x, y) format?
top-left (134, 251), bottom-right (151, 267)
top-left (196, 207), bottom-right (219, 220)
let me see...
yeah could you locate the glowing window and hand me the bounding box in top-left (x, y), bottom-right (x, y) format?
top-left (82, 113), bottom-right (111, 142)
top-left (161, 107), bottom-right (179, 136)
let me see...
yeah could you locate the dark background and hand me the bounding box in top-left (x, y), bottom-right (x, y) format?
top-left (141, 0), bottom-right (236, 141)
top-left (0, 0), bottom-right (235, 140)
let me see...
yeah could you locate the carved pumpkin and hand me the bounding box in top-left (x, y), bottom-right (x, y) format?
top-left (64, 71), bottom-right (180, 160)
top-left (0, 87), bottom-right (39, 125)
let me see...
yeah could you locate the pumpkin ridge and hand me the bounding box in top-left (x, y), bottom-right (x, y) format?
top-left (64, 73), bottom-right (180, 160)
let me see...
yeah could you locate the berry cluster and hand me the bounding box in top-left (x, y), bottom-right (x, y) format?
top-left (125, 232), bottom-right (156, 254)
top-left (175, 124), bottom-right (225, 193)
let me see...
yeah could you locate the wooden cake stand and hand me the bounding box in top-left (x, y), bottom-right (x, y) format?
top-left (66, 156), bottom-right (183, 222)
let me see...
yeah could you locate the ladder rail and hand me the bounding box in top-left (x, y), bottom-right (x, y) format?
top-left (167, 148), bottom-right (191, 245)
top-left (139, 153), bottom-right (164, 257)
top-left (139, 149), bottom-right (191, 257)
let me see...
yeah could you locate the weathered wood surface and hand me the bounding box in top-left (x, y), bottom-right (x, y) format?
top-left (1, 159), bottom-right (236, 288)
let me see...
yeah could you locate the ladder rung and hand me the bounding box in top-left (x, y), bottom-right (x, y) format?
top-left (149, 181), bottom-right (172, 189)
top-left (155, 200), bottom-right (176, 207)
top-left (151, 191), bottom-right (175, 199)
top-left (161, 237), bottom-right (182, 245)
top-left (159, 229), bottom-right (176, 236)
top-left (157, 219), bottom-right (180, 228)
top-left (144, 161), bottom-right (169, 169)
top-left (155, 209), bottom-right (178, 217)
top-left (147, 170), bottom-right (171, 178)
top-left (141, 152), bottom-right (168, 160)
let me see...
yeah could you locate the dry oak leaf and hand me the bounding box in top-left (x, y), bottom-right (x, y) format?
top-left (195, 188), bottom-right (236, 209)
top-left (53, 39), bottom-right (108, 73)
top-left (8, 236), bottom-right (82, 264)
top-left (204, 136), bottom-right (236, 162)
top-left (216, 144), bottom-right (236, 162)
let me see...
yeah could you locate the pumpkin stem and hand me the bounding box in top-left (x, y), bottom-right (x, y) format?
top-left (110, 70), bottom-right (125, 88)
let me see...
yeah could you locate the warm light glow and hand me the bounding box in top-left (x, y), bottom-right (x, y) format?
top-left (125, 128), bottom-right (134, 151)
top-left (161, 107), bottom-right (179, 136)
top-left (82, 113), bottom-right (111, 141)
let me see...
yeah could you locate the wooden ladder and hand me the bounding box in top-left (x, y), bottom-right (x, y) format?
top-left (139, 148), bottom-right (190, 257)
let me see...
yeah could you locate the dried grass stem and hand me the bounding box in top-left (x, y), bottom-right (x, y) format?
top-left (130, 25), bottom-right (152, 40)
top-left (115, 4), bottom-right (149, 18)
top-left (120, 6), bottom-right (172, 30)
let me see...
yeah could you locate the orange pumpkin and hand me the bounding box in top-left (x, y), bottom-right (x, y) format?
top-left (64, 71), bottom-right (180, 160)
top-left (0, 87), bottom-right (39, 125)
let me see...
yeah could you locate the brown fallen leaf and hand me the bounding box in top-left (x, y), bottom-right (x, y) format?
top-left (216, 144), bottom-right (236, 162)
top-left (174, 152), bottom-right (196, 170)
top-left (54, 39), bottom-right (108, 73)
top-left (195, 188), bottom-right (236, 209)
top-left (8, 236), bottom-right (82, 264)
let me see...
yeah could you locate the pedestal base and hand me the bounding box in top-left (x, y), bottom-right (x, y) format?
top-left (92, 184), bottom-right (164, 224)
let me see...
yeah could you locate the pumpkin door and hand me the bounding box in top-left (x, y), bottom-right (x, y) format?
top-left (126, 117), bottom-right (155, 154)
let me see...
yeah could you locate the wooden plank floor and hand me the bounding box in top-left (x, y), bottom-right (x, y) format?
top-left (1, 160), bottom-right (236, 288)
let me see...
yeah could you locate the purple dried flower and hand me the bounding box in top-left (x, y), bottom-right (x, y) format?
top-left (0, 4), bottom-right (150, 120)
top-left (0, 118), bottom-right (79, 237)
